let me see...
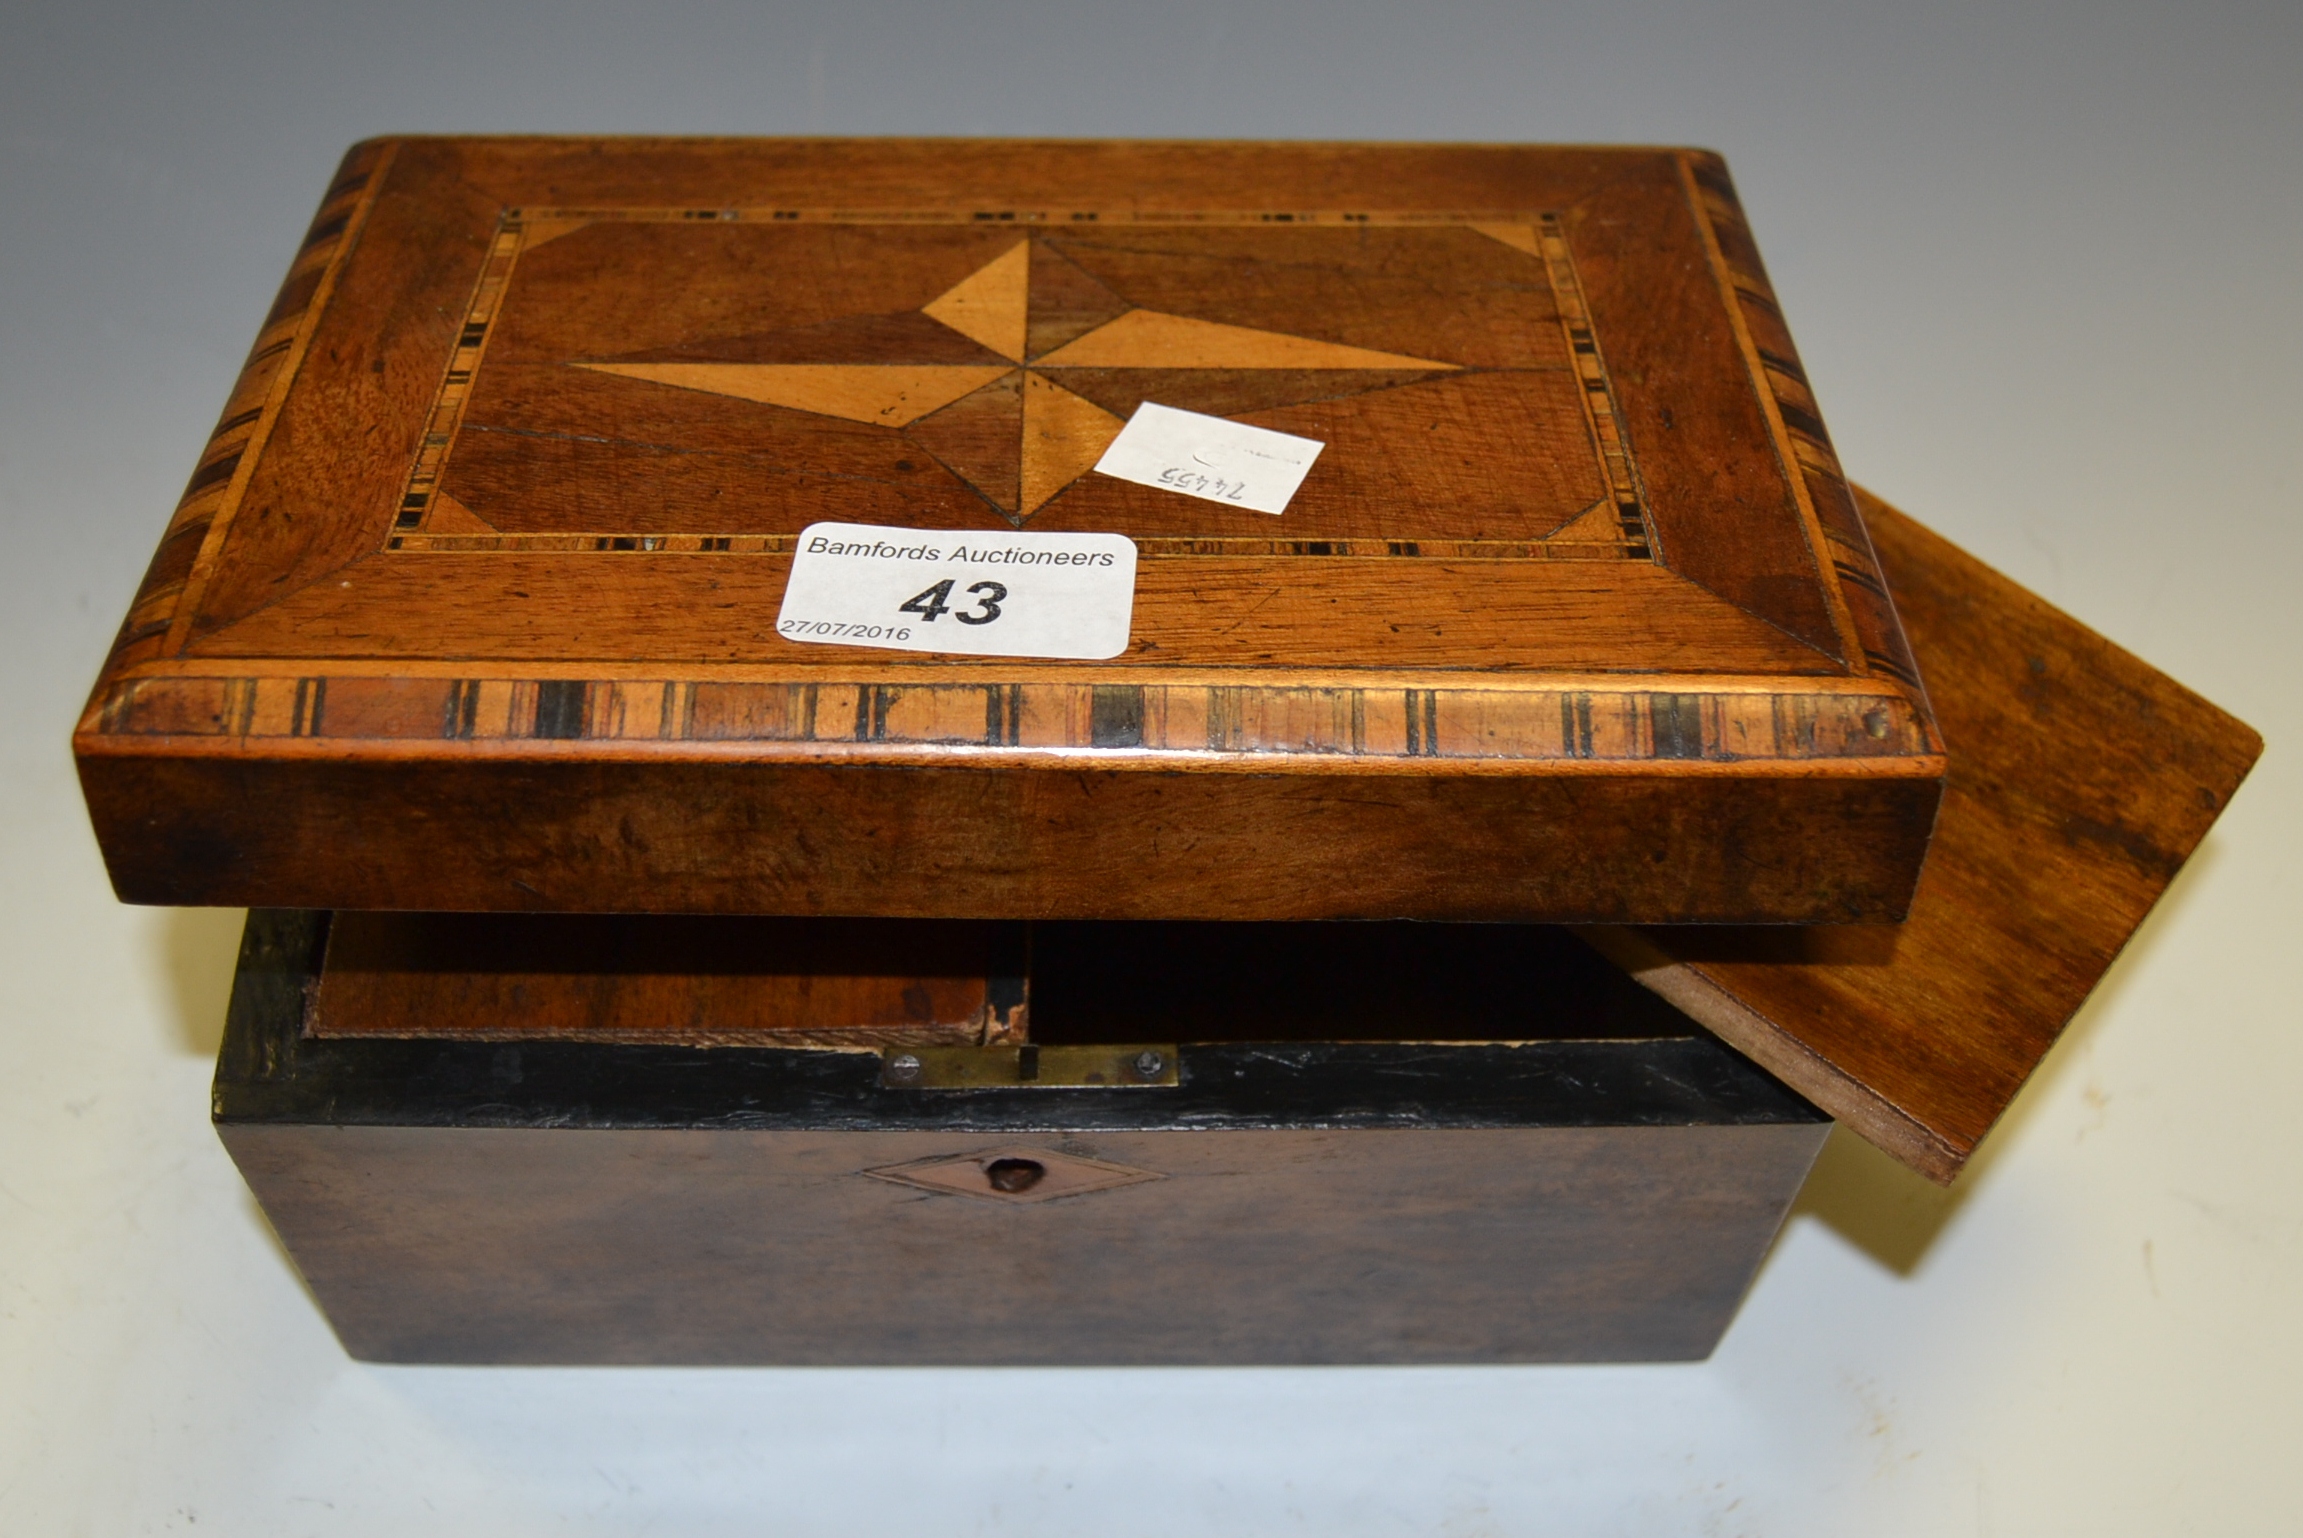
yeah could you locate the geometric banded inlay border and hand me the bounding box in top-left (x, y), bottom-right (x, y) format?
top-left (99, 676), bottom-right (1928, 762)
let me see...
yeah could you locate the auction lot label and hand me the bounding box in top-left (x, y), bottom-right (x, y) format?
top-left (776, 522), bottom-right (1138, 660)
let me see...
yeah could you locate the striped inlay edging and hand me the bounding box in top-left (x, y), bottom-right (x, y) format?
top-left (96, 676), bottom-right (1931, 762)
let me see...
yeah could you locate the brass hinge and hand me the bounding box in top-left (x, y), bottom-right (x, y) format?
top-left (878, 1043), bottom-right (1179, 1090)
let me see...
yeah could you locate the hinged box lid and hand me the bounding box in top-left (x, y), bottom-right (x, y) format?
top-left (77, 137), bottom-right (1941, 923)
top-left (1591, 489), bottom-right (2258, 1181)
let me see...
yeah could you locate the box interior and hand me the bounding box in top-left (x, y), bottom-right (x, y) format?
top-left (308, 913), bottom-right (1695, 1049)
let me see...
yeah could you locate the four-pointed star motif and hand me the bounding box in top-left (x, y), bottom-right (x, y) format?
top-left (575, 237), bottom-right (1456, 521)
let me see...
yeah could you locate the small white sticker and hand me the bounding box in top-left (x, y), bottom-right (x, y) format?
top-left (1092, 402), bottom-right (1324, 516)
top-left (777, 522), bottom-right (1137, 660)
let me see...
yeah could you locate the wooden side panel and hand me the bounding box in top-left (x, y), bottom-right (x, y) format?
top-left (219, 1120), bottom-right (1824, 1365)
top-left (1589, 489), bottom-right (2263, 1181)
top-left (83, 754), bottom-right (1940, 923)
top-left (212, 907), bottom-right (1826, 1365)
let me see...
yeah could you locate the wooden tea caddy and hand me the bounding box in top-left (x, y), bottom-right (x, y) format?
top-left (77, 139), bottom-right (2258, 1363)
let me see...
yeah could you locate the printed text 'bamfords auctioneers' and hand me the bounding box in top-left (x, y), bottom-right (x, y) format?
top-left (777, 522), bottom-right (1138, 660)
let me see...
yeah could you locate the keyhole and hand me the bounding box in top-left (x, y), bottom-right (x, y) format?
top-left (985, 1158), bottom-right (1046, 1194)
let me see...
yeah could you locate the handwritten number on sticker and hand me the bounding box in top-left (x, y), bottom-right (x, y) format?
top-left (955, 581), bottom-right (1006, 626)
top-left (1157, 467), bottom-right (1248, 502)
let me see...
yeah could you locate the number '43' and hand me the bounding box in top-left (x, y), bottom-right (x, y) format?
top-left (899, 579), bottom-right (1007, 626)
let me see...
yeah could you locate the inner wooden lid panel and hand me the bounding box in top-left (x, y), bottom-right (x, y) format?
top-left (307, 913), bottom-right (1700, 1049)
top-left (311, 913), bottom-right (1026, 1048)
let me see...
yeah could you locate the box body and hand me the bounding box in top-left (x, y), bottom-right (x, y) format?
top-left (216, 910), bottom-right (1827, 1365)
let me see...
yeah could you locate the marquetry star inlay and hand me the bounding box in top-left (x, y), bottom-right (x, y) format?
top-left (575, 236), bottom-right (1458, 521)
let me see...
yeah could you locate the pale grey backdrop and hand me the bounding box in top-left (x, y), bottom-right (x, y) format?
top-left (3, 2), bottom-right (2298, 1533)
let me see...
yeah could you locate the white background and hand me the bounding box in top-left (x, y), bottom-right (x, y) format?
top-left (2, 2), bottom-right (2297, 1532)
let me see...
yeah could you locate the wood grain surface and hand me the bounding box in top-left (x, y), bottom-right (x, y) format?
top-left (222, 1120), bottom-right (1826, 1365)
top-left (1586, 488), bottom-right (2262, 1183)
top-left (216, 909), bottom-right (1828, 1366)
top-left (81, 752), bottom-right (1939, 922)
top-left (310, 912), bottom-right (1024, 1048)
top-left (304, 913), bottom-right (1696, 1049)
top-left (77, 138), bottom-right (1942, 924)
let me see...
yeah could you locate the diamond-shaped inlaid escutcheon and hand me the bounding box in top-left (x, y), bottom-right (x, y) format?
top-left (863, 1146), bottom-right (1165, 1205)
